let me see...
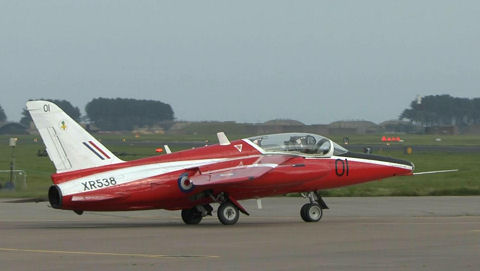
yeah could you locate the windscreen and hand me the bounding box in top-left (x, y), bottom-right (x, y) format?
top-left (247, 133), bottom-right (348, 157)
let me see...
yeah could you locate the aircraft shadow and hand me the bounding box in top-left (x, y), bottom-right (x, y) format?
top-left (11, 219), bottom-right (306, 230)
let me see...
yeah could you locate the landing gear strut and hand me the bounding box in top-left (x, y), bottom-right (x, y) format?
top-left (300, 191), bottom-right (329, 222)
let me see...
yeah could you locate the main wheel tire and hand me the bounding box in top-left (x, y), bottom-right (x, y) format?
top-left (181, 208), bottom-right (202, 225)
top-left (217, 202), bottom-right (240, 225)
top-left (300, 203), bottom-right (311, 222)
top-left (300, 203), bottom-right (323, 222)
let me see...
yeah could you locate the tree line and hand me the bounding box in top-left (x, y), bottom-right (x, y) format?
top-left (3, 94), bottom-right (479, 131)
top-left (16, 98), bottom-right (174, 131)
top-left (0, 105), bottom-right (6, 123)
top-left (400, 95), bottom-right (480, 127)
top-left (85, 98), bottom-right (174, 131)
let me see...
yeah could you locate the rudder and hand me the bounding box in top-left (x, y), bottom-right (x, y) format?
top-left (27, 100), bottom-right (123, 173)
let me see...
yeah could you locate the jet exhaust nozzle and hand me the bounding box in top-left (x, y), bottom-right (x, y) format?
top-left (48, 185), bottom-right (62, 209)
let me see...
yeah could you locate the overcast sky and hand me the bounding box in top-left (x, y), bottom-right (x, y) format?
top-left (1, 1), bottom-right (479, 124)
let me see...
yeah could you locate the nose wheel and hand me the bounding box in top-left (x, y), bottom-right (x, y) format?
top-left (300, 203), bottom-right (322, 222)
top-left (300, 191), bottom-right (328, 222)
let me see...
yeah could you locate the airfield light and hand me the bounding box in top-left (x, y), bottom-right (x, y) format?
top-left (9, 138), bottom-right (18, 187)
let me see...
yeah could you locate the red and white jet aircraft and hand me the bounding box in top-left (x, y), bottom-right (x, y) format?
top-left (28, 100), bottom-right (415, 225)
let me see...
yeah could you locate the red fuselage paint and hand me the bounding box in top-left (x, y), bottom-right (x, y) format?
top-left (50, 139), bottom-right (413, 212)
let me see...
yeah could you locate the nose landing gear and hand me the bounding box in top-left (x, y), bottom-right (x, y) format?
top-left (300, 191), bottom-right (328, 222)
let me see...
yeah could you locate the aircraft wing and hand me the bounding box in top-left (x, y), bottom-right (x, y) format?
top-left (190, 155), bottom-right (294, 186)
top-left (191, 165), bottom-right (275, 186)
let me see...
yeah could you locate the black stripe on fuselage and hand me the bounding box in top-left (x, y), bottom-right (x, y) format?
top-left (337, 152), bottom-right (413, 167)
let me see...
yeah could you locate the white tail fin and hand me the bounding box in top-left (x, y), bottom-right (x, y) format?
top-left (27, 100), bottom-right (123, 173)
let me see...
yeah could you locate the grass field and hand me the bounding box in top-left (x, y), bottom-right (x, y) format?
top-left (0, 133), bottom-right (479, 199)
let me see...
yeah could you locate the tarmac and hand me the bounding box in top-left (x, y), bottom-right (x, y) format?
top-left (1, 196), bottom-right (479, 270)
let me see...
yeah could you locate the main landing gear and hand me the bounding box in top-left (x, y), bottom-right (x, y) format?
top-left (181, 192), bottom-right (248, 226)
top-left (217, 201), bottom-right (240, 225)
top-left (300, 191), bottom-right (329, 222)
top-left (181, 204), bottom-right (213, 225)
top-left (181, 191), bottom-right (328, 225)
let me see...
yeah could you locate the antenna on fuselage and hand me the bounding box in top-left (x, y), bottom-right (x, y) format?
top-left (217, 132), bottom-right (231, 145)
top-left (413, 169), bottom-right (458, 175)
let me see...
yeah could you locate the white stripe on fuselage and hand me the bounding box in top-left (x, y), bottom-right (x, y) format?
top-left (329, 156), bottom-right (413, 170)
top-left (58, 153), bottom-right (412, 197)
top-left (58, 158), bottom-right (228, 196)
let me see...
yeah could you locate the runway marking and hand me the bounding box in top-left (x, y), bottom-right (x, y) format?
top-left (0, 248), bottom-right (219, 259)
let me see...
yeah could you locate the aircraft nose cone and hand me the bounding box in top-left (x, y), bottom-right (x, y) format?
top-left (341, 152), bottom-right (415, 176)
top-left (409, 161), bottom-right (415, 172)
top-left (403, 161), bottom-right (415, 175)
top-left (343, 152), bottom-right (412, 166)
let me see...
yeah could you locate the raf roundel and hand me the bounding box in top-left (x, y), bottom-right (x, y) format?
top-left (177, 173), bottom-right (194, 192)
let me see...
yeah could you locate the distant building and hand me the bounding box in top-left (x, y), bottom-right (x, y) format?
top-left (425, 126), bottom-right (458, 135)
top-left (263, 119), bottom-right (305, 126)
top-left (379, 120), bottom-right (421, 134)
top-left (328, 121), bottom-right (379, 134)
top-left (464, 124), bottom-right (480, 135)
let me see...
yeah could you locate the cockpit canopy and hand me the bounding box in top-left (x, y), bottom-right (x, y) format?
top-left (245, 133), bottom-right (348, 157)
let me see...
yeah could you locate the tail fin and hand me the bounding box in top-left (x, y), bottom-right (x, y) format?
top-left (27, 100), bottom-right (123, 173)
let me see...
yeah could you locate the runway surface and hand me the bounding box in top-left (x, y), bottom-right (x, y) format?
top-left (1, 197), bottom-right (479, 270)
